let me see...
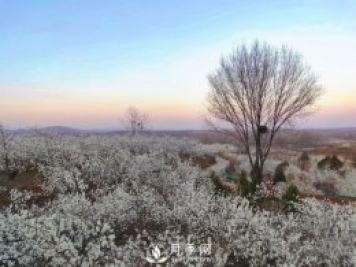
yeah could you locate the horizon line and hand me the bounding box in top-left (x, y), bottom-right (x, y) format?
top-left (6, 125), bottom-right (356, 132)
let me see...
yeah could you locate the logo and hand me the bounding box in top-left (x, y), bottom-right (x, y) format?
top-left (145, 244), bottom-right (169, 264)
top-left (145, 241), bottom-right (212, 264)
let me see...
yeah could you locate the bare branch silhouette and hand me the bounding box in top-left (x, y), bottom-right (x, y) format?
top-left (206, 41), bottom-right (323, 190)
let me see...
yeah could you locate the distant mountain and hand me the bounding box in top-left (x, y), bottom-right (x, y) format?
top-left (9, 126), bottom-right (126, 135)
top-left (10, 126), bottom-right (87, 135)
top-left (303, 127), bottom-right (356, 133)
top-left (9, 128), bottom-right (32, 135)
top-left (40, 126), bottom-right (86, 134)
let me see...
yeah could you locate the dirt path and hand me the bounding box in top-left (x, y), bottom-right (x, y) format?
top-left (208, 156), bottom-right (229, 173)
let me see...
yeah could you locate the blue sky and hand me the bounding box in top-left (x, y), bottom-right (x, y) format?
top-left (0, 0), bottom-right (355, 129)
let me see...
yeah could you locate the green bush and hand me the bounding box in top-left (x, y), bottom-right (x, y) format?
top-left (282, 184), bottom-right (300, 204)
top-left (238, 170), bottom-right (251, 197)
top-left (317, 156), bottom-right (330, 170)
top-left (273, 161), bottom-right (289, 184)
top-left (210, 171), bottom-right (232, 196)
top-left (330, 155), bottom-right (343, 170)
top-left (317, 155), bottom-right (343, 171)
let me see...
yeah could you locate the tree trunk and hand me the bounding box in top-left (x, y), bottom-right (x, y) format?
top-left (251, 164), bottom-right (263, 191)
top-left (252, 131), bottom-right (264, 191)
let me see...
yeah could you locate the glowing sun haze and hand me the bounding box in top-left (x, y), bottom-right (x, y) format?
top-left (0, 0), bottom-right (355, 130)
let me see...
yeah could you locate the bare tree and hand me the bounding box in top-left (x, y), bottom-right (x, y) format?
top-left (206, 41), bottom-right (323, 190)
top-left (123, 107), bottom-right (149, 136)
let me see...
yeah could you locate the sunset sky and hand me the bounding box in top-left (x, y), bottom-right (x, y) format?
top-left (0, 0), bottom-right (355, 130)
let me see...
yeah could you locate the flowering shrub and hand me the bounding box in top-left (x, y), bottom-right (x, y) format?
top-left (338, 170), bottom-right (356, 197)
top-left (0, 134), bottom-right (355, 266)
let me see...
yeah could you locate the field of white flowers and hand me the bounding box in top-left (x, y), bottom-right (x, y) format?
top-left (0, 134), bottom-right (355, 266)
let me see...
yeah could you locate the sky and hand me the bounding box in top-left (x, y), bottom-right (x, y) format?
top-left (0, 0), bottom-right (355, 130)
